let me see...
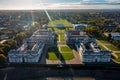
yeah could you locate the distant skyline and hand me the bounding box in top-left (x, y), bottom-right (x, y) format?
top-left (0, 0), bottom-right (120, 10)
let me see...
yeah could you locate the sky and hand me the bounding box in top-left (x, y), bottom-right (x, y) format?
top-left (0, 0), bottom-right (120, 10)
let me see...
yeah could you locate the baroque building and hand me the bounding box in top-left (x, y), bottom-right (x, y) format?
top-left (75, 38), bottom-right (111, 63)
top-left (8, 30), bottom-right (55, 63)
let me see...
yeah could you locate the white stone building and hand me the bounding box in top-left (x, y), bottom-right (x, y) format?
top-left (65, 30), bottom-right (90, 44)
top-left (23, 42), bottom-right (45, 63)
top-left (73, 24), bottom-right (87, 30)
top-left (8, 50), bottom-right (23, 63)
top-left (8, 29), bottom-right (55, 63)
top-left (30, 30), bottom-right (55, 45)
top-left (111, 32), bottom-right (120, 40)
top-left (75, 40), bottom-right (111, 63)
top-left (8, 41), bottom-right (45, 63)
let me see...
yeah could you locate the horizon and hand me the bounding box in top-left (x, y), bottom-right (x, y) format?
top-left (0, 0), bottom-right (120, 10)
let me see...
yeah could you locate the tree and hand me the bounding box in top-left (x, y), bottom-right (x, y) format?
top-left (0, 54), bottom-right (6, 64)
top-left (14, 32), bottom-right (26, 46)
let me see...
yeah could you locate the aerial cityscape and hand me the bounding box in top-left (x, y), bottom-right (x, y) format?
top-left (0, 0), bottom-right (120, 80)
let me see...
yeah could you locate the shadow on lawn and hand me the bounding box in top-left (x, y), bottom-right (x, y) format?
top-left (47, 44), bottom-right (66, 64)
top-left (55, 44), bottom-right (66, 64)
top-left (67, 44), bottom-right (77, 52)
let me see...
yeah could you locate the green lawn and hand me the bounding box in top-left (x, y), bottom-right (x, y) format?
top-left (100, 45), bottom-right (106, 50)
top-left (113, 58), bottom-right (120, 62)
top-left (48, 19), bottom-right (72, 27)
top-left (61, 53), bottom-right (74, 60)
top-left (47, 52), bottom-right (59, 60)
top-left (61, 29), bottom-right (66, 33)
top-left (54, 28), bottom-right (59, 33)
top-left (60, 46), bottom-right (72, 52)
top-left (60, 46), bottom-right (74, 60)
top-left (60, 34), bottom-right (65, 42)
top-left (106, 45), bottom-right (119, 51)
top-left (99, 40), bottom-right (108, 44)
top-left (47, 46), bottom-right (74, 60)
top-left (115, 52), bottom-right (120, 57)
top-left (47, 47), bottom-right (59, 60)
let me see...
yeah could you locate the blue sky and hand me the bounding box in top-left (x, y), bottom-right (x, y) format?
top-left (0, 0), bottom-right (119, 10)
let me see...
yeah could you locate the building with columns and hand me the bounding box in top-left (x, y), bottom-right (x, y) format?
top-left (30, 30), bottom-right (55, 45)
top-left (75, 39), bottom-right (111, 63)
top-left (65, 30), bottom-right (89, 44)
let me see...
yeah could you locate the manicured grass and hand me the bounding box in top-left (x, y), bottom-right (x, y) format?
top-left (100, 45), bottom-right (106, 50)
top-left (115, 52), bottom-right (120, 57)
top-left (112, 53), bottom-right (120, 62)
top-left (54, 28), bottom-right (59, 33)
top-left (61, 53), bottom-right (74, 60)
top-left (113, 58), bottom-right (120, 62)
top-left (47, 52), bottom-right (59, 60)
top-left (47, 47), bottom-right (58, 52)
top-left (61, 29), bottom-right (66, 33)
top-left (59, 46), bottom-right (74, 60)
top-left (68, 28), bottom-right (73, 30)
top-left (60, 46), bottom-right (72, 52)
top-left (99, 40), bottom-right (108, 44)
top-left (106, 45), bottom-right (119, 51)
top-left (60, 34), bottom-right (65, 42)
top-left (47, 47), bottom-right (59, 60)
top-left (48, 19), bottom-right (72, 27)
top-left (47, 46), bottom-right (74, 60)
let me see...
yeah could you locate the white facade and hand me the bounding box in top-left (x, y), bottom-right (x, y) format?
top-left (65, 30), bottom-right (89, 44)
top-left (111, 32), bottom-right (120, 40)
top-left (8, 39), bottom-right (45, 63)
top-left (24, 43), bottom-right (45, 63)
top-left (8, 30), bottom-right (53, 63)
top-left (30, 30), bottom-right (55, 45)
top-left (73, 24), bottom-right (87, 30)
top-left (8, 50), bottom-right (23, 63)
top-left (75, 41), bottom-right (111, 63)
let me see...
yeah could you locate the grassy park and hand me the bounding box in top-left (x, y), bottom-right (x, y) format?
top-left (112, 52), bottom-right (120, 62)
top-left (60, 46), bottom-right (72, 52)
top-left (48, 19), bottom-right (72, 27)
top-left (60, 46), bottom-right (74, 60)
top-left (99, 40), bottom-right (109, 44)
top-left (47, 47), bottom-right (59, 60)
top-left (99, 45), bottom-right (106, 50)
top-left (60, 34), bottom-right (65, 42)
top-left (47, 46), bottom-right (74, 60)
top-left (106, 45), bottom-right (119, 51)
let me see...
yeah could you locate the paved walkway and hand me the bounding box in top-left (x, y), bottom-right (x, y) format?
top-left (96, 39), bottom-right (120, 58)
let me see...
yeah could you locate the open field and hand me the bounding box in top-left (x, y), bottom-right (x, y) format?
top-left (99, 40), bottom-right (108, 44)
top-left (60, 46), bottom-right (74, 60)
top-left (106, 45), bottom-right (119, 51)
top-left (60, 46), bottom-right (72, 52)
top-left (48, 19), bottom-right (72, 27)
top-left (47, 47), bottom-right (59, 60)
top-left (60, 34), bottom-right (65, 42)
top-left (61, 53), bottom-right (74, 60)
top-left (47, 46), bottom-right (74, 60)
top-left (47, 52), bottom-right (59, 60)
top-left (99, 45), bottom-right (106, 50)
top-left (115, 52), bottom-right (120, 57)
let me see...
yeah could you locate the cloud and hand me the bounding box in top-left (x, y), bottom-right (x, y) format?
top-left (106, 0), bottom-right (120, 3)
